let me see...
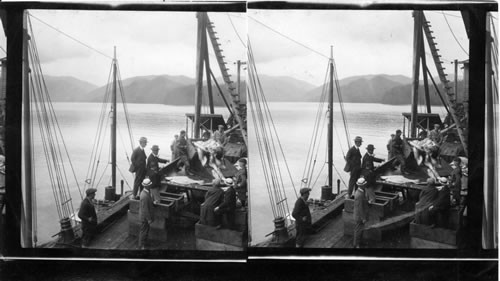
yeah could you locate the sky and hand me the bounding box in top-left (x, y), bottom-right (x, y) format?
top-left (248, 9), bottom-right (474, 86)
top-left (17, 9), bottom-right (247, 86)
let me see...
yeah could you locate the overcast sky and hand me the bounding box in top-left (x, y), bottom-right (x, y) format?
top-left (248, 9), bottom-right (473, 86)
top-left (20, 9), bottom-right (246, 86)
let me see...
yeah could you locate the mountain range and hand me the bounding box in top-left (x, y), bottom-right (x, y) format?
top-left (43, 73), bottom-right (459, 106)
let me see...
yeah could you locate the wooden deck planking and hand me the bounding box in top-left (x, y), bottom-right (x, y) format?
top-left (305, 213), bottom-right (346, 248)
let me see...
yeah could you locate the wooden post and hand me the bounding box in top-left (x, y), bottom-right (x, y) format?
top-left (328, 46), bottom-right (334, 189)
top-left (111, 47), bottom-right (117, 190)
top-left (194, 12), bottom-right (207, 139)
top-left (410, 10), bottom-right (423, 138)
top-left (420, 29), bottom-right (431, 114)
top-left (203, 36), bottom-right (214, 114)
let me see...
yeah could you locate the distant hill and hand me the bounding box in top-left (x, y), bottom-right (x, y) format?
top-left (44, 75), bottom-right (98, 102)
top-left (256, 75), bottom-right (316, 101)
top-left (306, 74), bottom-right (411, 103)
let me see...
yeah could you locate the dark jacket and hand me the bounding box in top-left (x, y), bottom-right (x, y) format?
top-left (353, 188), bottom-right (368, 222)
top-left (78, 197), bottom-right (97, 227)
top-left (450, 167), bottom-right (462, 190)
top-left (131, 146), bottom-right (147, 173)
top-left (391, 135), bottom-right (404, 155)
top-left (361, 153), bottom-right (384, 171)
top-left (292, 197), bottom-right (311, 226)
top-left (218, 186), bottom-right (236, 212)
top-left (433, 186), bottom-right (451, 211)
top-left (345, 146), bottom-right (362, 171)
top-left (234, 169), bottom-right (248, 202)
top-left (175, 137), bottom-right (188, 158)
top-left (139, 189), bottom-right (154, 222)
top-left (200, 186), bottom-right (224, 226)
top-left (418, 185), bottom-right (438, 206)
top-left (146, 153), bottom-right (168, 178)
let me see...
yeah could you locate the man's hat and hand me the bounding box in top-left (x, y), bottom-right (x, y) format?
top-left (142, 178), bottom-right (152, 187)
top-left (139, 137), bottom-right (148, 143)
top-left (238, 158), bottom-right (247, 165)
top-left (396, 129), bottom-right (402, 133)
top-left (434, 123), bottom-right (440, 127)
top-left (300, 187), bottom-right (311, 195)
top-left (86, 188), bottom-right (97, 196)
top-left (356, 177), bottom-right (367, 186)
top-left (151, 145), bottom-right (159, 151)
top-left (218, 125), bottom-right (224, 129)
top-left (366, 144), bottom-right (375, 150)
top-left (438, 177), bottom-right (448, 184)
top-left (180, 130), bottom-right (186, 134)
top-left (354, 136), bottom-right (363, 142)
top-left (224, 178), bottom-right (234, 185)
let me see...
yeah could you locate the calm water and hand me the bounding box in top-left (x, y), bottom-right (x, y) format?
top-left (29, 102), bottom-right (229, 245)
top-left (248, 102), bottom-right (447, 245)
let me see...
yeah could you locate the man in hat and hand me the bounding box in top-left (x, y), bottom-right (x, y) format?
top-left (214, 178), bottom-right (237, 230)
top-left (292, 187), bottom-right (312, 248)
top-left (213, 125), bottom-right (227, 146)
top-left (78, 188), bottom-right (98, 248)
top-left (200, 179), bottom-right (224, 226)
top-left (147, 145), bottom-right (169, 203)
top-left (361, 144), bottom-right (384, 186)
top-left (391, 129), bottom-right (407, 174)
top-left (234, 158), bottom-right (248, 207)
top-left (139, 178), bottom-right (155, 249)
top-left (175, 130), bottom-right (190, 173)
top-left (353, 178), bottom-right (369, 248)
top-left (428, 123), bottom-right (442, 144)
top-left (131, 137), bottom-right (148, 199)
top-left (345, 136), bottom-right (363, 198)
top-left (170, 134), bottom-right (178, 161)
top-left (387, 134), bottom-right (395, 159)
top-left (429, 177), bottom-right (451, 228)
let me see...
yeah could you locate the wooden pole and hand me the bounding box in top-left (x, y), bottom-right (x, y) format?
top-left (194, 12), bottom-right (207, 139)
top-left (111, 47), bottom-right (117, 190)
top-left (203, 36), bottom-right (214, 114)
top-left (328, 46), bottom-right (334, 189)
top-left (410, 11), bottom-right (423, 138)
top-left (420, 29), bottom-right (431, 114)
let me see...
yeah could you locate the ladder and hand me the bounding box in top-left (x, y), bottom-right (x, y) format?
top-left (205, 15), bottom-right (248, 145)
top-left (422, 14), bottom-right (468, 155)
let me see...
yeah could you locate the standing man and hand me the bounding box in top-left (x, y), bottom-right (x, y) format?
top-left (139, 178), bottom-right (154, 250)
top-left (353, 178), bottom-right (368, 248)
top-left (429, 178), bottom-right (451, 228)
top-left (213, 125), bottom-right (227, 145)
top-left (131, 136), bottom-right (148, 199)
top-left (200, 179), bottom-right (224, 226)
top-left (449, 157), bottom-right (462, 206)
top-left (361, 144), bottom-right (385, 185)
top-left (345, 136), bottom-right (363, 198)
top-left (234, 158), bottom-right (248, 207)
top-left (214, 179), bottom-right (237, 230)
top-left (147, 145), bottom-right (169, 203)
top-left (391, 130), bottom-right (407, 174)
top-left (292, 187), bottom-right (312, 248)
top-left (78, 188), bottom-right (98, 248)
top-left (176, 130), bottom-right (190, 173)
top-left (387, 134), bottom-right (395, 159)
top-left (428, 123), bottom-right (442, 144)
top-left (170, 134), bottom-right (178, 161)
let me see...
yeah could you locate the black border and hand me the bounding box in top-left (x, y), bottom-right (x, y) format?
top-left (0, 0), bottom-right (498, 261)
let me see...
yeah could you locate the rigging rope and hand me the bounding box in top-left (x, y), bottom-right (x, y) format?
top-left (441, 12), bottom-right (469, 56)
top-left (227, 13), bottom-right (246, 48)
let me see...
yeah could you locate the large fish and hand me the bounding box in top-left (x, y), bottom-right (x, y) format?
top-left (408, 138), bottom-right (440, 179)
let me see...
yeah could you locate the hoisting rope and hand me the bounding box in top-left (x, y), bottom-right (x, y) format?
top-left (247, 40), bottom-right (294, 222)
top-left (27, 16), bottom-right (78, 226)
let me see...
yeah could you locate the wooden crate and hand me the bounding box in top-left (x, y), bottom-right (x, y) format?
top-left (129, 198), bottom-right (140, 214)
top-left (368, 198), bottom-right (391, 219)
top-left (159, 192), bottom-right (185, 212)
top-left (374, 191), bottom-right (399, 211)
top-left (155, 199), bottom-right (176, 219)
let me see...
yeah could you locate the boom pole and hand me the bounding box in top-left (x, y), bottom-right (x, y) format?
top-left (111, 47), bottom-right (117, 189)
top-left (328, 46), bottom-right (334, 189)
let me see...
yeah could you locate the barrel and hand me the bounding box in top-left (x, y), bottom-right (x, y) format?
top-left (273, 217), bottom-right (289, 242)
top-left (321, 185), bottom-right (333, 201)
top-left (105, 185), bottom-right (116, 201)
top-left (59, 217), bottom-right (75, 243)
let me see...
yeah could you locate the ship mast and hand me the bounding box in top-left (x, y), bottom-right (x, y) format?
top-left (328, 46), bottom-right (334, 189)
top-left (111, 47), bottom-right (117, 189)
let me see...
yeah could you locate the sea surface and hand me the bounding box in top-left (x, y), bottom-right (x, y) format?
top-left (248, 102), bottom-right (447, 245)
top-left (28, 101), bottom-right (446, 246)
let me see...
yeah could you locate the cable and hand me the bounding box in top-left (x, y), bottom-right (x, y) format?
top-left (28, 12), bottom-right (113, 60)
top-left (248, 16), bottom-right (329, 60)
top-left (227, 13), bottom-right (246, 48)
top-left (0, 46), bottom-right (5, 55)
top-left (442, 12), bottom-right (469, 56)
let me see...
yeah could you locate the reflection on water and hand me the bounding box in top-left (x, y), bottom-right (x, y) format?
top-left (29, 102), bottom-right (228, 245)
top-left (248, 102), bottom-right (446, 245)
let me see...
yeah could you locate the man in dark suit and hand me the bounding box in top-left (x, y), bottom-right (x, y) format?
top-left (78, 188), bottom-right (98, 248)
top-left (345, 136), bottom-right (363, 198)
top-left (214, 179), bottom-right (237, 230)
top-left (139, 178), bottom-right (154, 250)
top-left (200, 179), bottom-right (224, 226)
top-left (131, 137), bottom-right (148, 199)
top-left (147, 145), bottom-right (169, 203)
top-left (292, 187), bottom-right (312, 248)
top-left (234, 158), bottom-right (248, 207)
top-left (391, 129), bottom-right (407, 174)
top-left (353, 178), bottom-right (368, 248)
top-left (429, 178), bottom-right (451, 228)
top-left (361, 144), bottom-right (384, 185)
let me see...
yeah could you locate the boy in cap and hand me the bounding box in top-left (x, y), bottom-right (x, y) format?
top-left (78, 188), bottom-right (98, 248)
top-left (131, 136), bottom-right (148, 199)
top-left (139, 178), bottom-right (154, 249)
top-left (292, 187), bottom-right (312, 248)
top-left (234, 158), bottom-right (248, 207)
top-left (345, 136), bottom-right (363, 198)
top-left (353, 178), bottom-right (369, 248)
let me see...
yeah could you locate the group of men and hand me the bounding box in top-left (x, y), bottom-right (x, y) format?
top-left (344, 136), bottom-right (385, 199)
top-left (200, 158), bottom-right (248, 230)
